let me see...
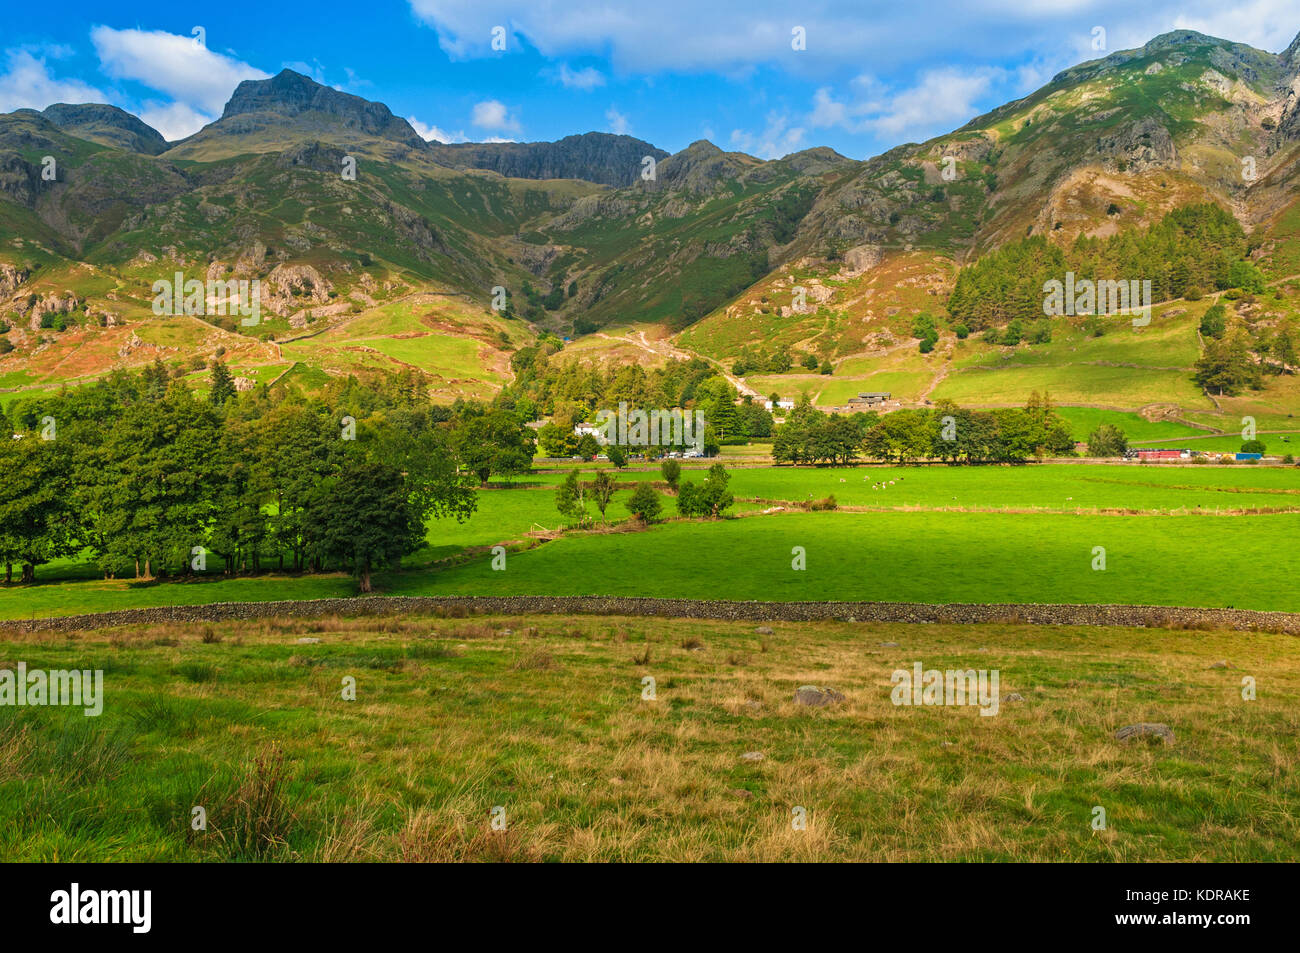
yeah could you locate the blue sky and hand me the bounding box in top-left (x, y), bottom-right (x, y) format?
top-left (2, 0), bottom-right (1297, 160)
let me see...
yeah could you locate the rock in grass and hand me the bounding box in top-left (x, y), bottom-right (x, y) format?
top-left (755, 626), bottom-right (774, 635)
top-left (740, 751), bottom-right (765, 762)
top-left (794, 685), bottom-right (845, 707)
top-left (1115, 723), bottom-right (1175, 744)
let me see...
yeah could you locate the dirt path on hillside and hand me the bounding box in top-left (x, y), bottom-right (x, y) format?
top-left (599, 330), bottom-right (765, 398)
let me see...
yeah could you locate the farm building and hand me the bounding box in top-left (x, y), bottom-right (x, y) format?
top-left (847, 392), bottom-right (892, 407)
top-left (1131, 448), bottom-right (1189, 460)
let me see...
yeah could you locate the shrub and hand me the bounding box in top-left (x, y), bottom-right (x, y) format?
top-left (627, 483), bottom-right (662, 523)
top-left (1087, 423), bottom-right (1128, 457)
top-left (660, 458), bottom-right (681, 490)
top-left (1200, 304), bottom-right (1228, 339)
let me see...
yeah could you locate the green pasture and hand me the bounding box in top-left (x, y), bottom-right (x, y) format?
top-left (3, 464), bottom-right (1299, 621)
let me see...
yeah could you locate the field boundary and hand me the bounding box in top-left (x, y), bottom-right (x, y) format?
top-left (5, 596), bottom-right (1299, 635)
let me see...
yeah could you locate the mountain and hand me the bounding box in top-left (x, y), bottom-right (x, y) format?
top-left (165, 68), bottom-right (429, 160)
top-left (28, 103), bottom-right (169, 155)
top-left (430, 133), bottom-right (669, 187)
top-left (2, 31), bottom-right (1300, 421)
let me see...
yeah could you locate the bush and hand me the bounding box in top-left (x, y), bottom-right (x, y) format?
top-left (1200, 304), bottom-right (1228, 339)
top-left (1087, 423), bottom-right (1128, 457)
top-left (626, 483), bottom-right (662, 523)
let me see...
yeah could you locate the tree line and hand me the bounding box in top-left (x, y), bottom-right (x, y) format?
top-left (772, 393), bottom-right (1074, 465)
top-left (0, 361), bottom-right (541, 590)
top-left (947, 203), bottom-right (1264, 331)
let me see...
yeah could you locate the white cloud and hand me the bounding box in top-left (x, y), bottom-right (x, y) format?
top-left (0, 49), bottom-right (108, 113)
top-left (408, 116), bottom-right (467, 143)
top-left (137, 101), bottom-right (214, 141)
top-left (408, 0), bottom-right (1300, 75)
top-left (811, 68), bottom-right (1000, 142)
top-left (471, 99), bottom-right (521, 133)
top-left (90, 26), bottom-right (268, 115)
top-left (729, 111), bottom-right (804, 159)
top-left (557, 63), bottom-right (605, 90)
top-left (605, 105), bottom-right (630, 135)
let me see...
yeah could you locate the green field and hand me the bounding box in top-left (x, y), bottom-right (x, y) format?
top-left (3, 464), bottom-right (1299, 621)
top-left (1, 612), bottom-right (1295, 861)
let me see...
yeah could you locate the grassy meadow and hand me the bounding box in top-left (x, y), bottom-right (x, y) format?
top-left (3, 463), bottom-right (1300, 620)
top-left (1, 612), bottom-right (1295, 861)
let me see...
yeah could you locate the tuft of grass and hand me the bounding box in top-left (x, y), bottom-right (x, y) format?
top-left (175, 662), bottom-right (219, 683)
top-left (202, 746), bottom-right (296, 859)
top-left (511, 649), bottom-right (556, 671)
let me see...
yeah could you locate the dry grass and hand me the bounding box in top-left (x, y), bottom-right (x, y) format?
top-left (2, 613), bottom-right (1297, 861)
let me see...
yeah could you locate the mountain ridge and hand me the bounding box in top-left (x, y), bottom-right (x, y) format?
top-left (3, 28), bottom-right (1300, 417)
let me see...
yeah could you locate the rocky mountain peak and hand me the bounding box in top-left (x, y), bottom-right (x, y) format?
top-left (39, 103), bottom-right (168, 154)
top-left (219, 69), bottom-right (424, 148)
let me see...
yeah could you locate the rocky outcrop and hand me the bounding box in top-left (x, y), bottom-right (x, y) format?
top-left (264, 263), bottom-right (332, 316)
top-left (19, 292), bottom-right (79, 330)
top-left (839, 244), bottom-right (883, 278)
top-left (0, 263), bottom-right (29, 298)
top-left (431, 132), bottom-right (669, 187)
top-left (1096, 115), bottom-right (1176, 171)
top-left (0, 152), bottom-right (42, 205)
